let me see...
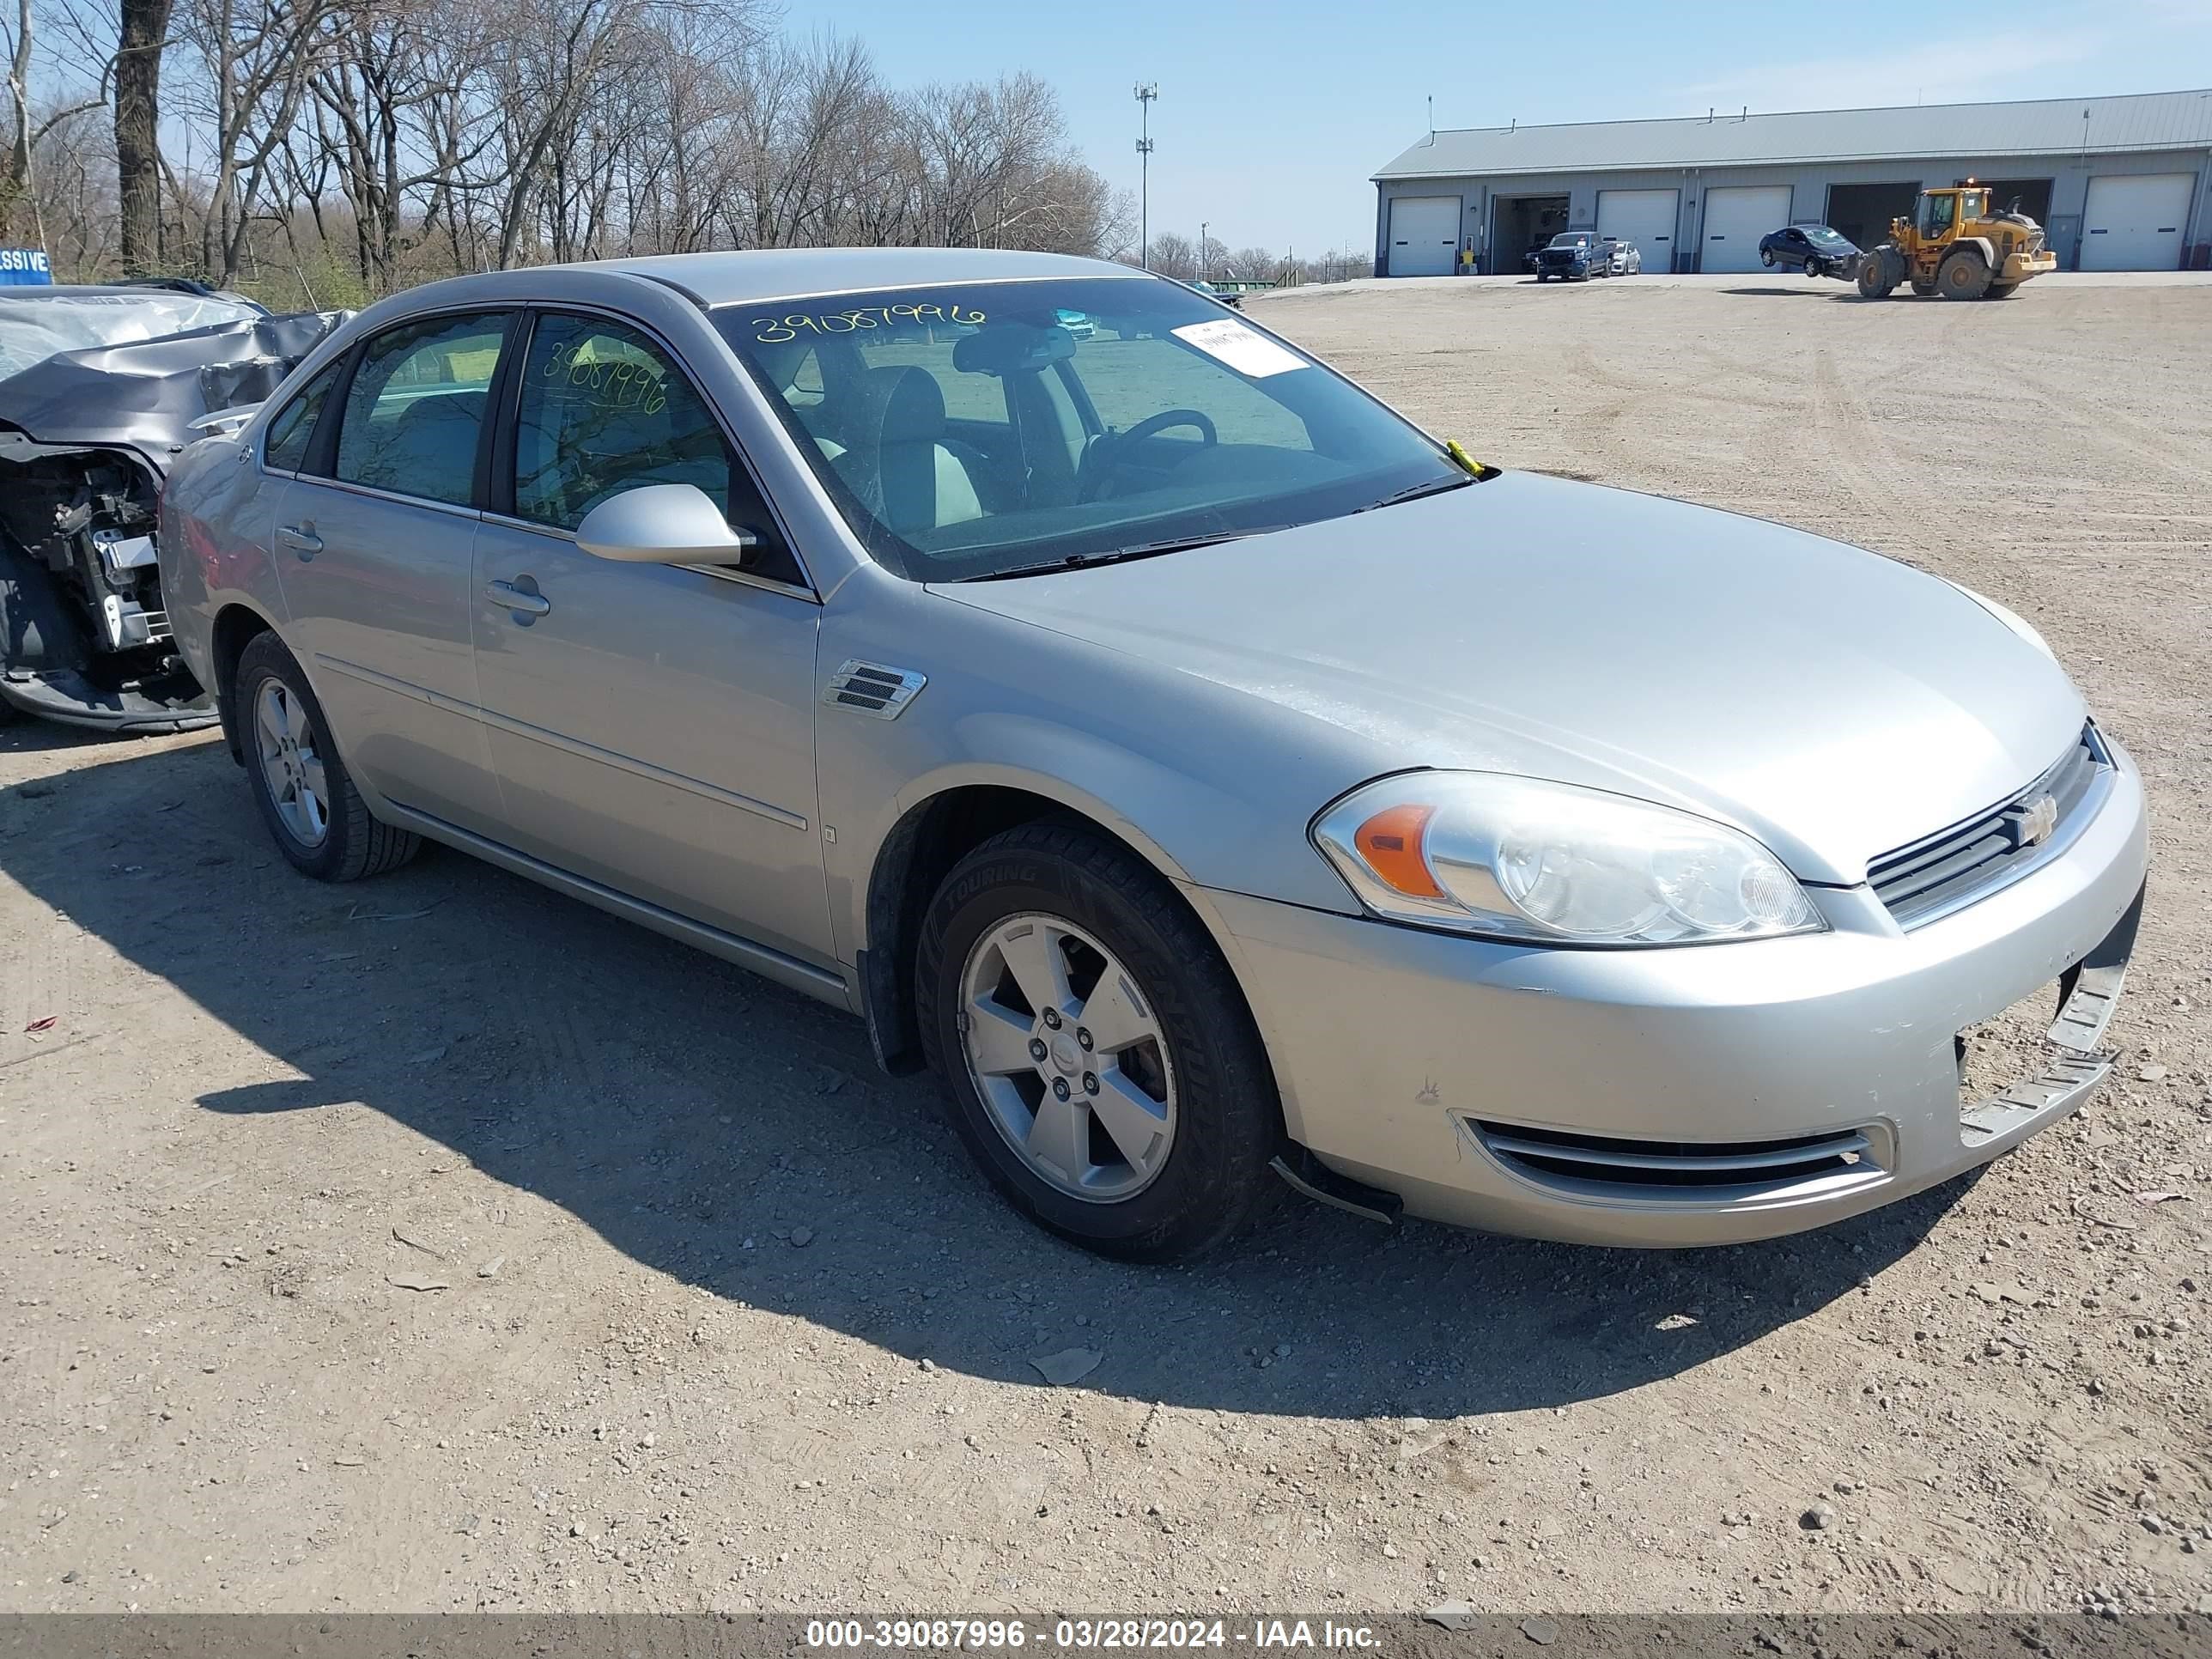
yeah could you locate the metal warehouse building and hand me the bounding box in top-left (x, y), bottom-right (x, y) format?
top-left (1372, 89), bottom-right (2212, 276)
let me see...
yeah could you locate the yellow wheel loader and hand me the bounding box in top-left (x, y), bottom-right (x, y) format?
top-left (1855, 185), bottom-right (2058, 301)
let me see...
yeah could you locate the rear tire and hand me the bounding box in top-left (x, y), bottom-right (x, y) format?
top-left (915, 822), bottom-right (1280, 1262)
top-left (1761, 251), bottom-right (1775, 267)
top-left (1937, 247), bottom-right (1992, 301)
top-left (235, 632), bottom-right (421, 883)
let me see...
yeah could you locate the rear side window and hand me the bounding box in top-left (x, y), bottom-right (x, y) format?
top-left (333, 313), bottom-right (508, 507)
top-left (263, 362), bottom-right (340, 472)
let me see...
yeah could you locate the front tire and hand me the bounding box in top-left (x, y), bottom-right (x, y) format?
top-left (1937, 247), bottom-right (1992, 301)
top-left (916, 822), bottom-right (1280, 1261)
top-left (1856, 254), bottom-right (1897, 299)
top-left (235, 632), bottom-right (421, 882)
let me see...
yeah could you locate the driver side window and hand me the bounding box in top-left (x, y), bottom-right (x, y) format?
top-left (512, 313), bottom-right (799, 582)
top-left (514, 313), bottom-right (737, 529)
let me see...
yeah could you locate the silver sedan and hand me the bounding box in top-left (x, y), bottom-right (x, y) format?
top-left (157, 249), bottom-right (2148, 1260)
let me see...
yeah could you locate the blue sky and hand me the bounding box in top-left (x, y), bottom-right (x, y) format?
top-left (815, 0), bottom-right (2212, 256)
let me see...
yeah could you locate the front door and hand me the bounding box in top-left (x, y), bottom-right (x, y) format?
top-left (469, 309), bottom-right (831, 965)
top-left (273, 309), bottom-right (512, 832)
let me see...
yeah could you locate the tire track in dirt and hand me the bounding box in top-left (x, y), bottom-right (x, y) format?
top-left (1992, 353), bottom-right (2209, 487)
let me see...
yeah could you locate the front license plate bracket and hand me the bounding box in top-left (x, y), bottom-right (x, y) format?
top-left (1957, 882), bottom-right (2142, 1148)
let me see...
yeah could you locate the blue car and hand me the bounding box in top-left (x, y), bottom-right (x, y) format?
top-left (1759, 224), bottom-right (1861, 279)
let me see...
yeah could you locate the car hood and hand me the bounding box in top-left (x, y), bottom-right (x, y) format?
top-left (0, 307), bottom-right (348, 458)
top-left (936, 471), bottom-right (2087, 884)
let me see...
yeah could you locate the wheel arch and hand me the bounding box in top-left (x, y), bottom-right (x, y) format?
top-left (209, 600), bottom-right (282, 766)
top-left (854, 775), bottom-right (1249, 1081)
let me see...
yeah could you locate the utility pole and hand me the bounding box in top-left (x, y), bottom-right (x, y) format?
top-left (1134, 82), bottom-right (1158, 270)
top-left (1200, 221), bottom-right (1208, 280)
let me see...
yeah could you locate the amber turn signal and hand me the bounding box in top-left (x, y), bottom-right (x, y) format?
top-left (1352, 803), bottom-right (1444, 899)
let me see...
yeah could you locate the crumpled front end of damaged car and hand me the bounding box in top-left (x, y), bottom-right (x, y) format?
top-left (0, 307), bottom-right (346, 732)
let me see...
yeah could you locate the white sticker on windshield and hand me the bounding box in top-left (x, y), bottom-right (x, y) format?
top-left (1170, 319), bottom-right (1308, 379)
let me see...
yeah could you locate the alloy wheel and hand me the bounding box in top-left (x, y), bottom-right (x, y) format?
top-left (254, 679), bottom-right (330, 848)
top-left (957, 913), bottom-right (1177, 1202)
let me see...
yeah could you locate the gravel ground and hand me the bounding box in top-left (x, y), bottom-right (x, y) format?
top-left (2, 275), bottom-right (2209, 1619)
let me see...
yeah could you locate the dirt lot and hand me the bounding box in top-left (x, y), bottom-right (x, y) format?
top-left (3, 275), bottom-right (2209, 1619)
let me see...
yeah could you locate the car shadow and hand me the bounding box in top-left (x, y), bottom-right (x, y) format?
top-left (1718, 286), bottom-right (1860, 300)
top-left (0, 712), bottom-right (186, 757)
top-left (1, 745), bottom-right (1975, 1421)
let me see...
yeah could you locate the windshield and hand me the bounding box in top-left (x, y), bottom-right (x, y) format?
top-left (714, 277), bottom-right (1462, 580)
top-left (1547, 234), bottom-right (1592, 248)
top-left (1805, 227), bottom-right (1852, 247)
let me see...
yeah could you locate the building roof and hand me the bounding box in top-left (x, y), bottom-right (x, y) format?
top-left (1374, 89), bottom-right (2212, 181)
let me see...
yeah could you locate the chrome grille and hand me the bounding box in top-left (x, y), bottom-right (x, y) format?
top-left (1868, 726), bottom-right (2108, 929)
top-left (1469, 1119), bottom-right (1883, 1198)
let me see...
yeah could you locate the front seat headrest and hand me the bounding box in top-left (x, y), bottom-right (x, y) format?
top-left (848, 366), bottom-right (950, 536)
top-left (855, 365), bottom-right (946, 445)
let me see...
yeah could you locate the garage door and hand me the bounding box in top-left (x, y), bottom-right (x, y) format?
top-left (1596, 188), bottom-right (1679, 271)
top-left (2080, 173), bottom-right (2195, 270)
top-left (1700, 185), bottom-right (1792, 272)
top-left (1387, 196), bottom-right (1460, 277)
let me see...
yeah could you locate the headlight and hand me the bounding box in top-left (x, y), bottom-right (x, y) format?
top-left (1942, 579), bottom-right (2055, 659)
top-left (1310, 773), bottom-right (1826, 946)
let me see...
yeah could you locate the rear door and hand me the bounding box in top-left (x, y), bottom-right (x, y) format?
top-left (468, 308), bottom-right (833, 965)
top-left (271, 310), bottom-right (513, 832)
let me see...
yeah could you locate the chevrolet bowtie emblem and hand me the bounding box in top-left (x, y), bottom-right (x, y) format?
top-left (2015, 793), bottom-right (2059, 848)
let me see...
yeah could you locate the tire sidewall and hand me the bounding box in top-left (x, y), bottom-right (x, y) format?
top-left (236, 637), bottom-right (360, 881)
top-left (916, 836), bottom-right (1274, 1260)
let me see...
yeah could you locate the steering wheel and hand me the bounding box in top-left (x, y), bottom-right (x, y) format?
top-left (1077, 408), bottom-right (1218, 502)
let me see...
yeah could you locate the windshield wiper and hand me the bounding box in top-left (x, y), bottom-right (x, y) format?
top-left (1355, 473), bottom-right (1478, 514)
top-left (966, 531), bottom-right (1254, 581)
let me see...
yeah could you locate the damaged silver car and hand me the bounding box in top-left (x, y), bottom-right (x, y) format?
top-left (0, 284), bottom-right (345, 731)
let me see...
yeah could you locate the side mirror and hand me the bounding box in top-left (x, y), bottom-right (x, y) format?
top-left (574, 483), bottom-right (760, 567)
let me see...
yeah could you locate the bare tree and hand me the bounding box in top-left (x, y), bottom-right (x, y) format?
top-left (112, 0), bottom-right (169, 268)
top-left (13, 0), bottom-right (1128, 293)
top-left (174, 0), bottom-right (345, 284)
top-left (1146, 229), bottom-right (1196, 282)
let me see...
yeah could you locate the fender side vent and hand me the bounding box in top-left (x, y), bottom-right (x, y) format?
top-left (823, 660), bottom-right (926, 720)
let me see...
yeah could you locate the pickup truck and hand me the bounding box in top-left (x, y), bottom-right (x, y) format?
top-left (1533, 232), bottom-right (1607, 283)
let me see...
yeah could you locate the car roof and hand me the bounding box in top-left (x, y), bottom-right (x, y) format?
top-left (537, 247), bottom-right (1145, 307)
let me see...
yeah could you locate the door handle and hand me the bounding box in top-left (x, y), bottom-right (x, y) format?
top-left (276, 523), bottom-right (322, 559)
top-left (484, 580), bottom-right (551, 618)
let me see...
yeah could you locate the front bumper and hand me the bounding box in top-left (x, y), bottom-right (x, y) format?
top-left (1206, 737), bottom-right (2149, 1247)
top-left (0, 667), bottom-right (216, 732)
